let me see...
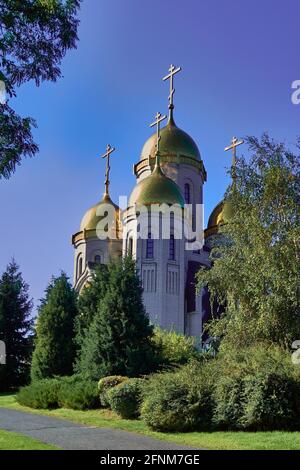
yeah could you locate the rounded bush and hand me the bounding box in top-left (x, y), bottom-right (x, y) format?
top-left (212, 344), bottom-right (300, 431)
top-left (242, 372), bottom-right (300, 431)
top-left (16, 379), bottom-right (60, 409)
top-left (107, 378), bottom-right (144, 419)
top-left (98, 375), bottom-right (128, 407)
top-left (58, 380), bottom-right (99, 410)
top-left (141, 362), bottom-right (214, 432)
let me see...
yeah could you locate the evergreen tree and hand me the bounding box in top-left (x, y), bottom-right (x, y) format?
top-left (76, 257), bottom-right (155, 380)
top-left (198, 134), bottom-right (300, 350)
top-left (0, 259), bottom-right (33, 391)
top-left (74, 264), bottom-right (109, 361)
top-left (31, 272), bottom-right (77, 381)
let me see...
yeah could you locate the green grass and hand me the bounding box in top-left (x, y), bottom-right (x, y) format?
top-left (0, 429), bottom-right (58, 450)
top-left (1, 393), bottom-right (300, 450)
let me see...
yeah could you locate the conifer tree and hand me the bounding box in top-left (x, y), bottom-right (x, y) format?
top-left (74, 264), bottom-right (109, 361)
top-left (31, 272), bottom-right (77, 381)
top-left (0, 259), bottom-right (33, 391)
top-left (76, 257), bottom-right (155, 380)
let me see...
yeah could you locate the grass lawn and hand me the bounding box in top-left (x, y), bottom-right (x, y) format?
top-left (1, 393), bottom-right (300, 450)
top-left (0, 428), bottom-right (58, 450)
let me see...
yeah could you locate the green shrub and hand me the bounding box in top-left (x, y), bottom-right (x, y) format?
top-left (212, 375), bottom-right (245, 429)
top-left (16, 379), bottom-right (60, 409)
top-left (152, 327), bottom-right (199, 369)
top-left (58, 380), bottom-right (99, 410)
top-left (107, 378), bottom-right (144, 419)
top-left (141, 362), bottom-right (214, 432)
top-left (98, 375), bottom-right (128, 407)
top-left (242, 372), bottom-right (300, 431)
top-left (212, 344), bottom-right (300, 431)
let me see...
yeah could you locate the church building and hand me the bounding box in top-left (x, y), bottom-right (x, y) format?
top-left (71, 65), bottom-right (233, 339)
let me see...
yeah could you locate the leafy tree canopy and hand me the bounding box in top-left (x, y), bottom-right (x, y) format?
top-left (0, 0), bottom-right (80, 178)
top-left (198, 134), bottom-right (300, 350)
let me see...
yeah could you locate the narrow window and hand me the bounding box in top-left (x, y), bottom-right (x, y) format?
top-left (77, 255), bottom-right (83, 279)
top-left (128, 237), bottom-right (133, 256)
top-left (184, 183), bottom-right (191, 204)
top-left (146, 233), bottom-right (154, 259)
top-left (94, 255), bottom-right (101, 264)
top-left (169, 234), bottom-right (175, 260)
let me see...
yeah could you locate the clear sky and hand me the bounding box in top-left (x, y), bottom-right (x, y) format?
top-left (1, 0), bottom-right (299, 311)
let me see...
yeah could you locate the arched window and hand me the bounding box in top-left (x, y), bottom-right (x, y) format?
top-left (94, 255), bottom-right (101, 264)
top-left (77, 255), bottom-right (83, 280)
top-left (184, 183), bottom-right (191, 204)
top-left (169, 234), bottom-right (175, 260)
top-left (128, 237), bottom-right (133, 256)
top-left (146, 233), bottom-right (154, 259)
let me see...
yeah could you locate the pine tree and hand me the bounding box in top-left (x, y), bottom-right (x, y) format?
top-left (74, 264), bottom-right (109, 362)
top-left (31, 272), bottom-right (78, 381)
top-left (0, 259), bottom-right (33, 391)
top-left (77, 257), bottom-right (155, 380)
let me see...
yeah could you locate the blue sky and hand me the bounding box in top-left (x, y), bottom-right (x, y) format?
top-left (0, 0), bottom-right (299, 310)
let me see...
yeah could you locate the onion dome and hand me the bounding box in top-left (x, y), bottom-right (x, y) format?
top-left (80, 193), bottom-right (120, 231)
top-left (140, 113), bottom-right (201, 162)
top-left (205, 198), bottom-right (234, 238)
top-left (129, 164), bottom-right (185, 208)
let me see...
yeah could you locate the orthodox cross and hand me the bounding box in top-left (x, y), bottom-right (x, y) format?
top-left (150, 112), bottom-right (167, 167)
top-left (100, 144), bottom-right (116, 197)
top-left (224, 136), bottom-right (244, 181)
top-left (163, 64), bottom-right (182, 111)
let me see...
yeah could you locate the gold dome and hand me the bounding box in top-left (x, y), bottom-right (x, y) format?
top-left (205, 198), bottom-right (234, 238)
top-left (129, 165), bottom-right (185, 208)
top-left (140, 115), bottom-right (201, 162)
top-left (80, 194), bottom-right (120, 231)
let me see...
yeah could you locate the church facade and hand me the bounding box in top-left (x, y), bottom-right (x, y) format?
top-left (71, 66), bottom-right (225, 339)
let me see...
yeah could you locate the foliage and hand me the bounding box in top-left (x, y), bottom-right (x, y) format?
top-left (58, 379), bottom-right (99, 410)
top-left (98, 375), bottom-right (128, 407)
top-left (0, 259), bottom-right (33, 391)
top-left (152, 327), bottom-right (199, 369)
top-left (107, 378), bottom-right (144, 419)
top-left (16, 378), bottom-right (60, 409)
top-left (212, 344), bottom-right (300, 430)
top-left (74, 264), bottom-right (109, 366)
top-left (76, 257), bottom-right (155, 380)
top-left (31, 272), bottom-right (78, 381)
top-left (141, 361), bottom-right (215, 432)
top-left (198, 134), bottom-right (300, 349)
top-left (16, 375), bottom-right (99, 410)
top-left (0, 0), bottom-right (81, 178)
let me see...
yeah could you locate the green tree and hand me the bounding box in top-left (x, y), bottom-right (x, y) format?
top-left (198, 134), bottom-right (300, 350)
top-left (0, 259), bottom-right (33, 391)
top-left (76, 257), bottom-right (155, 380)
top-left (74, 264), bottom-right (109, 361)
top-left (31, 272), bottom-right (77, 381)
top-left (0, 0), bottom-right (81, 178)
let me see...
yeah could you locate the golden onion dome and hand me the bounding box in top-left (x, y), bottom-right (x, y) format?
top-left (207, 201), bottom-right (224, 229)
top-left (140, 115), bottom-right (201, 162)
top-left (129, 165), bottom-right (185, 208)
top-left (80, 193), bottom-right (120, 231)
top-left (205, 197), bottom-right (234, 238)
